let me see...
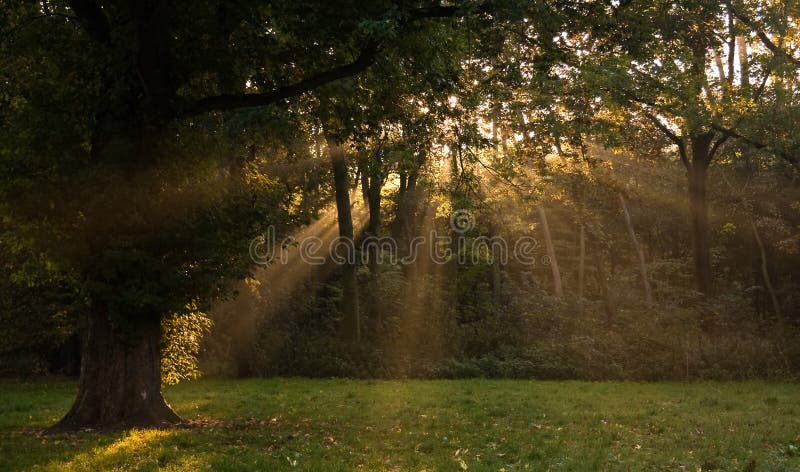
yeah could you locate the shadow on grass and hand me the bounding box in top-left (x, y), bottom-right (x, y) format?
top-left (0, 378), bottom-right (797, 471)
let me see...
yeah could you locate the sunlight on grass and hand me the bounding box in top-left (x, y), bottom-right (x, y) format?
top-left (1, 379), bottom-right (798, 471)
top-left (44, 429), bottom-right (176, 471)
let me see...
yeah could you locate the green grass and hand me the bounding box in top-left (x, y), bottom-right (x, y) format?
top-left (0, 379), bottom-right (798, 471)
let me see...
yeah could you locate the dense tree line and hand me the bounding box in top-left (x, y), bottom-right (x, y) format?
top-left (1, 0), bottom-right (799, 430)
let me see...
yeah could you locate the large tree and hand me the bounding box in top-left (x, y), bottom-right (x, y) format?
top-left (0, 0), bottom-right (501, 430)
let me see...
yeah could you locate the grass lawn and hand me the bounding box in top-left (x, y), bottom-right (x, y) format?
top-left (0, 379), bottom-right (798, 471)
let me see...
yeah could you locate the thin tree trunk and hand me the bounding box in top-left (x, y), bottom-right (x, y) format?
top-left (328, 138), bottom-right (360, 341)
top-left (738, 36), bottom-right (750, 89)
top-left (752, 220), bottom-right (781, 319)
top-left (50, 303), bottom-right (180, 431)
top-left (393, 154), bottom-right (423, 246)
top-left (713, 49), bottom-right (727, 85)
top-left (727, 10), bottom-right (735, 84)
top-left (688, 134), bottom-right (714, 295)
top-left (490, 107), bottom-right (503, 303)
top-left (393, 172), bottom-right (408, 241)
top-left (619, 195), bottom-right (653, 306)
top-left (488, 220), bottom-right (502, 304)
top-left (492, 252), bottom-right (502, 303)
top-left (359, 165), bottom-right (370, 207)
top-left (492, 105), bottom-right (500, 158)
top-left (577, 223), bottom-right (586, 310)
top-left (366, 169), bottom-right (382, 239)
top-left (537, 206), bottom-right (563, 298)
top-left (594, 250), bottom-right (616, 323)
top-left (364, 157), bottom-right (383, 326)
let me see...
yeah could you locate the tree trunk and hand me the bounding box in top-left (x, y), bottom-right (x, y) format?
top-left (727, 11), bottom-right (735, 85)
top-left (488, 220), bottom-right (502, 304)
top-left (537, 206), bottom-right (563, 298)
top-left (737, 36), bottom-right (750, 90)
top-left (619, 194), bottom-right (653, 306)
top-left (364, 158), bottom-right (383, 326)
top-left (50, 122), bottom-right (181, 432)
top-left (752, 220), bottom-right (781, 319)
top-left (328, 138), bottom-right (360, 341)
top-left (491, 251), bottom-right (502, 303)
top-left (594, 250), bottom-right (616, 323)
top-left (366, 169), bottom-right (382, 239)
top-left (359, 166), bottom-right (370, 207)
top-left (394, 154), bottom-right (423, 243)
top-left (50, 304), bottom-right (179, 432)
top-left (688, 135), bottom-right (714, 295)
top-left (577, 223), bottom-right (585, 311)
top-left (713, 49), bottom-right (727, 85)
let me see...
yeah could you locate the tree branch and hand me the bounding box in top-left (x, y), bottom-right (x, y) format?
top-left (639, 108), bottom-right (683, 147)
top-left (709, 134), bottom-right (730, 160)
top-left (613, 88), bottom-right (689, 167)
top-left (180, 41), bottom-right (380, 118)
top-left (179, 3), bottom-right (485, 118)
top-left (710, 123), bottom-right (766, 149)
top-left (730, 4), bottom-right (800, 68)
top-left (642, 109), bottom-right (689, 168)
top-left (710, 122), bottom-right (799, 167)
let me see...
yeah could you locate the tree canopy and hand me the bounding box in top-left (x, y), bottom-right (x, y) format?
top-left (1, 0), bottom-right (799, 430)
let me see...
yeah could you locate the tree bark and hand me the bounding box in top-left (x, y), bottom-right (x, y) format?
top-left (688, 134), bottom-right (714, 295)
top-left (594, 250), bottom-right (616, 323)
top-left (738, 36), bottom-right (750, 90)
top-left (366, 166), bottom-right (382, 239)
top-left (713, 49), bottom-right (727, 85)
top-left (727, 10), bottom-right (735, 85)
top-left (488, 220), bottom-right (503, 304)
top-left (50, 303), bottom-right (179, 431)
top-left (328, 138), bottom-right (360, 341)
top-left (51, 121), bottom-right (183, 431)
top-left (752, 220), bottom-right (781, 319)
top-left (394, 153), bottom-right (423, 243)
top-left (619, 194), bottom-right (653, 306)
top-left (364, 154), bottom-right (383, 326)
top-left (577, 223), bottom-right (586, 311)
top-left (537, 206), bottom-right (563, 298)
top-left (359, 166), bottom-right (370, 208)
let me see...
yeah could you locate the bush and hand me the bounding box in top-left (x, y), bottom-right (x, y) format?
top-left (199, 260), bottom-right (800, 382)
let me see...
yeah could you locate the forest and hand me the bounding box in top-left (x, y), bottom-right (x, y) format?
top-left (1, 0), bottom-right (799, 470)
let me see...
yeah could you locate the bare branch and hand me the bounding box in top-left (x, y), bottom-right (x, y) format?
top-left (709, 134), bottom-right (730, 160)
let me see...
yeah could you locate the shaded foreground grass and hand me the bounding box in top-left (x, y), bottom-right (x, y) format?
top-left (0, 379), bottom-right (798, 471)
